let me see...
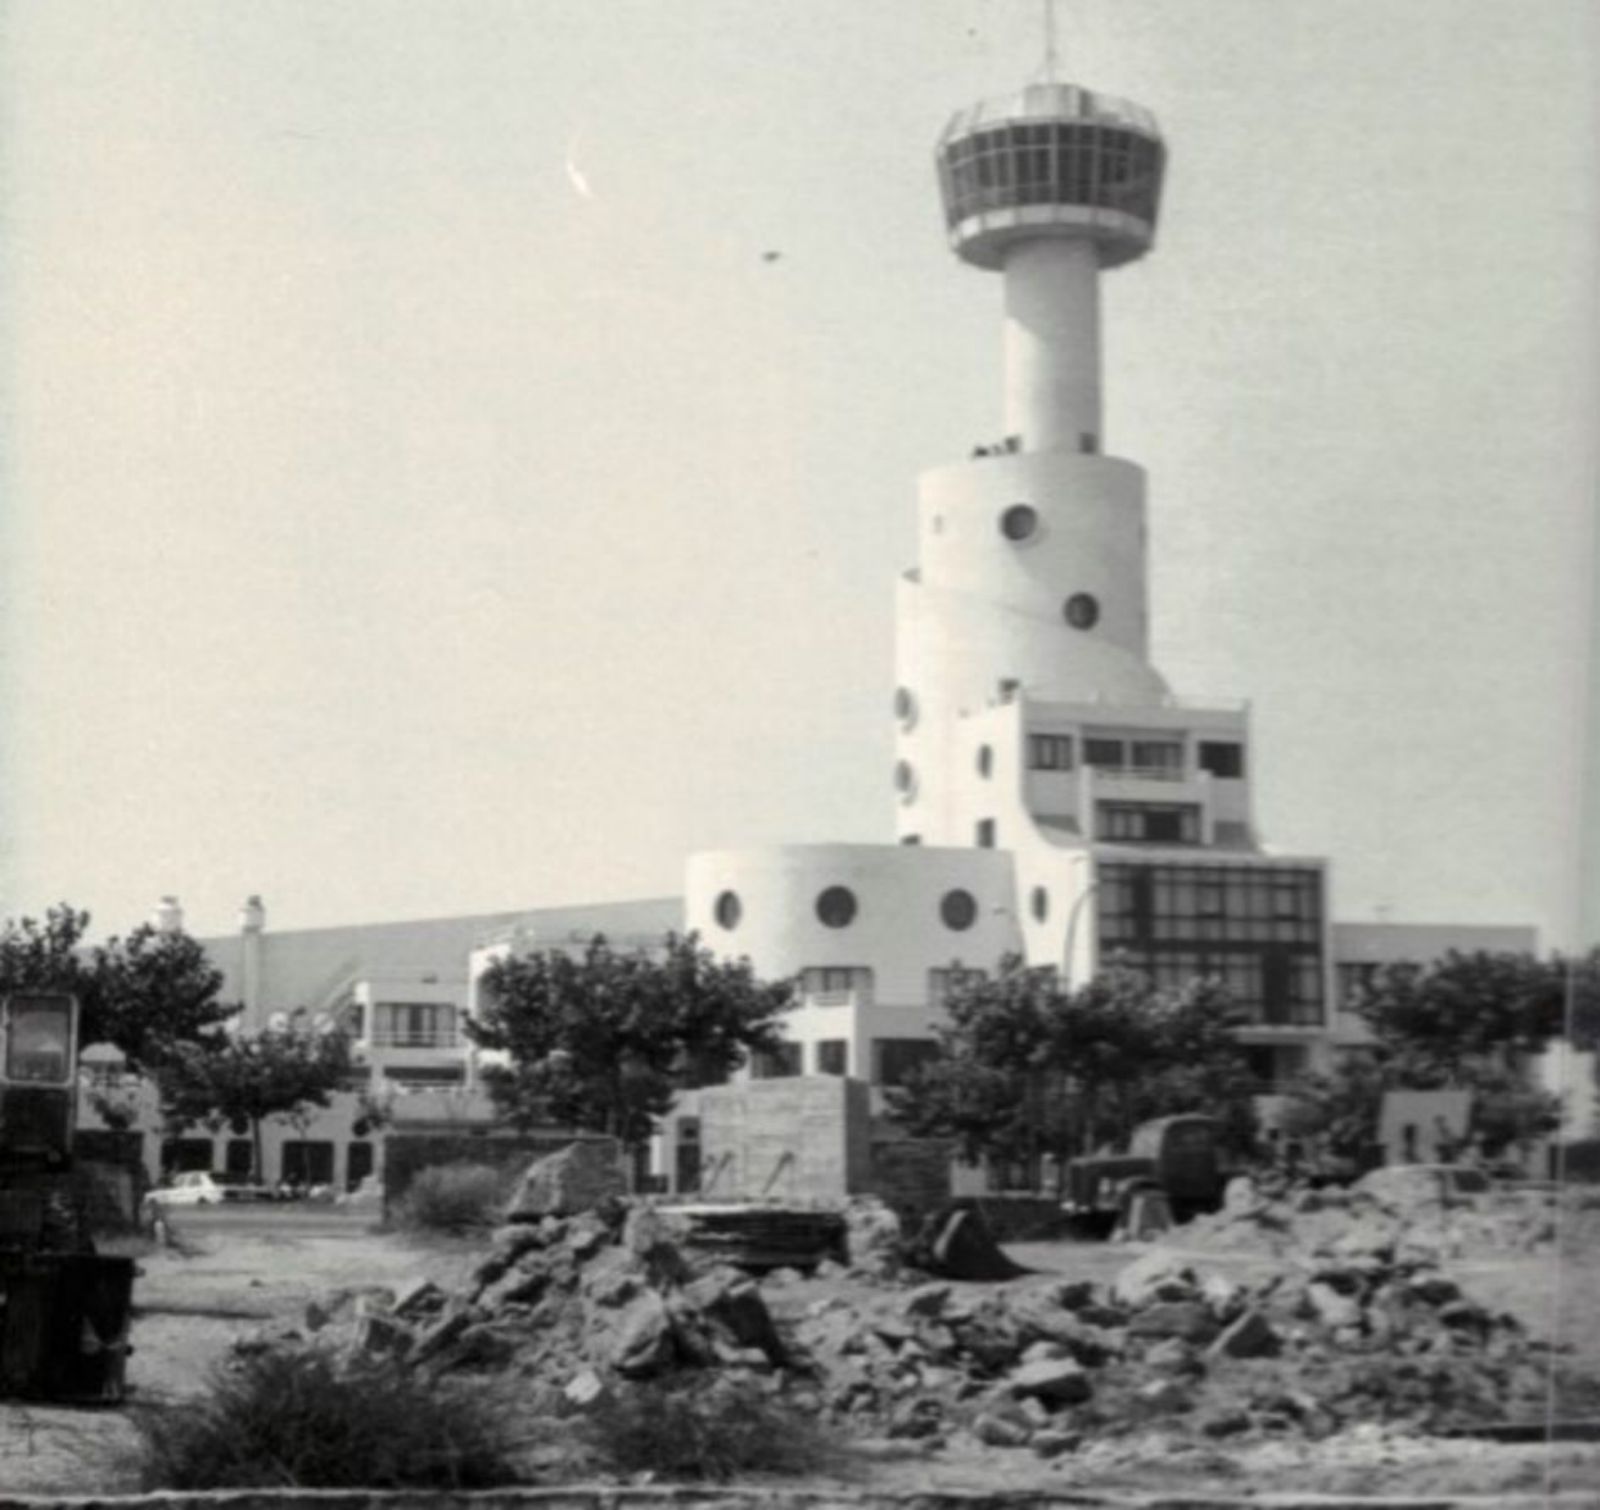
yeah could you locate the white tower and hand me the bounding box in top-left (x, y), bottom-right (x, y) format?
top-left (895, 83), bottom-right (1172, 841)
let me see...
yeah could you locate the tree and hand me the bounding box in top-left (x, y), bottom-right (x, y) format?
top-left (466, 933), bottom-right (792, 1153)
top-left (886, 960), bottom-right (1259, 1187)
top-left (1302, 949), bottom-right (1573, 1157)
top-left (154, 1026), bottom-right (354, 1181)
top-left (86, 923), bottom-right (235, 1072)
top-left (0, 905), bottom-right (237, 1074)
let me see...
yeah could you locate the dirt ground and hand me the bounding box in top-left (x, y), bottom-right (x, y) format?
top-left (2, 1210), bottom-right (1597, 1502)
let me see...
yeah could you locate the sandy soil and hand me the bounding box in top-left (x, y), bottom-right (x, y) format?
top-left (2, 1209), bottom-right (1597, 1501)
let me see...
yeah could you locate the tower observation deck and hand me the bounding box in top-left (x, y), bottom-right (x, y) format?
top-left (935, 83), bottom-right (1165, 455)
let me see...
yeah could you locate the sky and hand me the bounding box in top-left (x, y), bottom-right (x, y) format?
top-left (0, 1), bottom-right (1594, 949)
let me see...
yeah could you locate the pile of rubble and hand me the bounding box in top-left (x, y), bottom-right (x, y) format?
top-left (240, 1187), bottom-right (1558, 1460)
top-left (1175, 1168), bottom-right (1559, 1262)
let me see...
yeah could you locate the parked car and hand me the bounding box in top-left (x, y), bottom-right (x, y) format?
top-left (143, 1171), bottom-right (229, 1209)
top-left (143, 1171), bottom-right (275, 1209)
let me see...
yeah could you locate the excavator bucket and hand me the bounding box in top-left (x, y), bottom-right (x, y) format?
top-left (0, 1250), bottom-right (135, 1403)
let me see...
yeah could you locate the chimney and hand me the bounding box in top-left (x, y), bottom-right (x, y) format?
top-left (152, 896), bottom-right (185, 934)
top-left (240, 895), bottom-right (266, 1021)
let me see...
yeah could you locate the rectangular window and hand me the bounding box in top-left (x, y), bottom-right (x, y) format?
top-left (1130, 740), bottom-right (1184, 778)
top-left (1198, 741), bottom-right (1246, 779)
top-left (382, 1064), bottom-right (465, 1088)
top-left (874, 1038), bottom-right (940, 1089)
top-left (374, 1002), bottom-right (458, 1049)
top-left (975, 818), bottom-right (997, 848)
top-left (815, 1040), bottom-right (848, 1076)
top-left (280, 1140), bottom-right (335, 1188)
top-left (4, 995), bottom-right (73, 1084)
top-left (1337, 962), bottom-right (1379, 1009)
top-left (801, 967), bottom-right (870, 1005)
top-left (1084, 737), bottom-right (1125, 770)
top-left (1027, 734), bottom-right (1075, 771)
top-left (1095, 803), bottom-right (1201, 844)
top-left (750, 1043), bottom-right (803, 1080)
top-left (928, 966), bottom-right (986, 1006)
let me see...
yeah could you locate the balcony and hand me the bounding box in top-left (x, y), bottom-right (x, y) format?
top-left (1091, 763), bottom-right (1188, 783)
top-left (366, 1027), bottom-right (464, 1051)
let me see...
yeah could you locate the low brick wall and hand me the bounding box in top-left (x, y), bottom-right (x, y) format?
top-left (698, 1077), bottom-right (874, 1203)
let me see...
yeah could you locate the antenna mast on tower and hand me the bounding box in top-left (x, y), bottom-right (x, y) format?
top-left (1040, 0), bottom-right (1062, 83)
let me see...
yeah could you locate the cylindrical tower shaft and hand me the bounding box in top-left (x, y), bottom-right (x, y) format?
top-left (1003, 237), bottom-right (1101, 453)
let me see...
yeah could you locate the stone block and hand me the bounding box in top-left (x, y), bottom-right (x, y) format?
top-left (505, 1140), bottom-right (625, 1220)
top-left (1126, 1301), bottom-right (1218, 1344)
top-left (1205, 1307), bottom-right (1279, 1360)
top-left (1006, 1355), bottom-right (1093, 1407)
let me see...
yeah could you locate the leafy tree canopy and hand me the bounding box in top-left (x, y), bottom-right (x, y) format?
top-left (466, 932), bottom-right (792, 1147)
top-left (0, 904), bottom-right (236, 1073)
top-left (886, 960), bottom-right (1258, 1177)
top-left (1289, 948), bottom-right (1584, 1158)
top-left (154, 1025), bottom-right (354, 1179)
top-left (1352, 949), bottom-right (1566, 1079)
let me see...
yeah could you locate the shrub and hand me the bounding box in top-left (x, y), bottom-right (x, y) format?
top-left (580, 1379), bottom-right (828, 1481)
top-left (133, 1349), bottom-right (522, 1489)
top-left (395, 1161), bottom-right (507, 1233)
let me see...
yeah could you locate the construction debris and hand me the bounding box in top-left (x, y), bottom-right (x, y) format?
top-left (234, 1193), bottom-right (1569, 1461)
top-left (1175, 1171), bottom-right (1559, 1261)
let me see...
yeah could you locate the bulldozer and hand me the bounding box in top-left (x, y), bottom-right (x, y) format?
top-left (0, 991), bottom-right (135, 1402)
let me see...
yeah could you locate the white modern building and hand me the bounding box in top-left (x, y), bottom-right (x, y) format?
top-left (85, 60), bottom-right (1541, 1191)
top-left (684, 78), bottom-right (1348, 1098)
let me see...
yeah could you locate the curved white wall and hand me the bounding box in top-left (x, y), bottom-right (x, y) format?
top-left (895, 450), bottom-right (1168, 843)
top-left (685, 843), bottom-right (1022, 1005)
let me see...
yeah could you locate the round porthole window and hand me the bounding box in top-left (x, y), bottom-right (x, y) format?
top-left (893, 686), bottom-right (918, 730)
top-left (1063, 592), bottom-right (1100, 630)
top-left (714, 890), bottom-right (742, 931)
top-left (1031, 886), bottom-right (1049, 923)
top-left (976, 744), bottom-right (993, 778)
top-left (894, 759), bottom-right (918, 803)
top-left (816, 886), bottom-right (858, 929)
top-left (940, 889), bottom-right (978, 931)
top-left (999, 504), bottom-right (1038, 542)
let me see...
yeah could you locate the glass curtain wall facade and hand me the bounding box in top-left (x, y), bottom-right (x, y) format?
top-left (1097, 862), bottom-right (1325, 1026)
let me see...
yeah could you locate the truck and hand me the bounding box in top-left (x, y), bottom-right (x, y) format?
top-left (1061, 1114), bottom-right (1227, 1235)
top-left (0, 991), bottom-right (136, 1401)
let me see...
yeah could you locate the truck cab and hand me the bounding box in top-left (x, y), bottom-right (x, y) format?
top-left (1063, 1114), bottom-right (1226, 1232)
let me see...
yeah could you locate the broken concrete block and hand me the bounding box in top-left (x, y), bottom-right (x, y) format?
top-left (392, 1278), bottom-right (447, 1320)
top-left (505, 1140), bottom-right (626, 1221)
top-left (563, 1367), bottom-right (608, 1408)
top-left (1112, 1251), bottom-right (1197, 1309)
top-left (411, 1305), bottom-right (472, 1362)
top-left (1306, 1281), bottom-right (1363, 1331)
top-left (605, 1291), bottom-right (674, 1377)
top-left (1050, 1279), bottom-right (1097, 1312)
top-left (1126, 1301), bottom-right (1218, 1344)
top-left (1198, 1407), bottom-right (1252, 1438)
top-left (972, 1409), bottom-right (1034, 1448)
top-left (1006, 1356), bottom-right (1093, 1407)
top-left (355, 1312), bottom-right (414, 1358)
top-left (903, 1281), bottom-right (952, 1318)
top-left (1031, 1427), bottom-right (1082, 1458)
top-left (1142, 1337), bottom-right (1205, 1377)
top-left (1205, 1307), bottom-right (1279, 1360)
top-left (1137, 1378), bottom-right (1193, 1413)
